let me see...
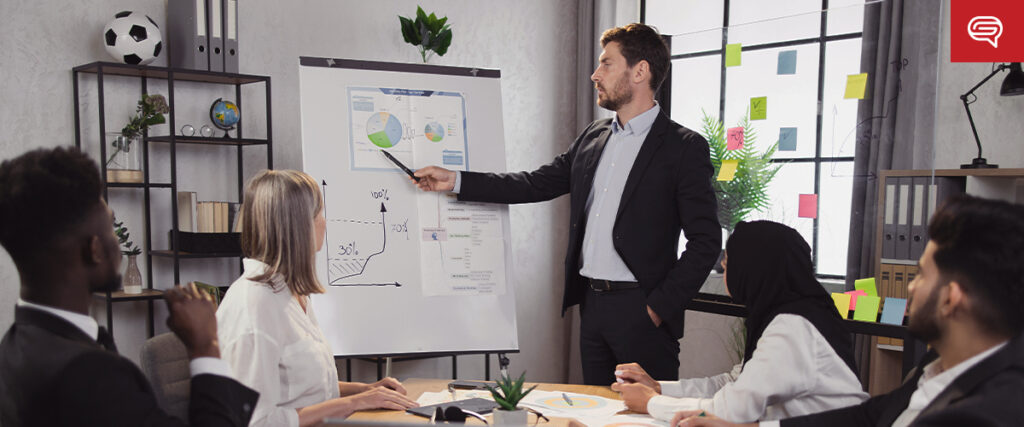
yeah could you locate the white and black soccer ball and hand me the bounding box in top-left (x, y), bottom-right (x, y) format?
top-left (103, 11), bottom-right (163, 65)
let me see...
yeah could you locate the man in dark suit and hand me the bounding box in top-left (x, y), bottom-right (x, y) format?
top-left (414, 23), bottom-right (721, 385)
top-left (0, 147), bottom-right (259, 426)
top-left (674, 195), bottom-right (1024, 427)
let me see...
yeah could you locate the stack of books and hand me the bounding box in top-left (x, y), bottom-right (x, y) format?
top-left (176, 191), bottom-right (241, 233)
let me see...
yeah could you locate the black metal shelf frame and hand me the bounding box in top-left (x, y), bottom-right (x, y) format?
top-left (72, 61), bottom-right (273, 337)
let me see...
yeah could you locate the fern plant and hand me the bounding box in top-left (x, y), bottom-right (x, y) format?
top-left (700, 110), bottom-right (782, 233)
top-left (485, 371), bottom-right (537, 411)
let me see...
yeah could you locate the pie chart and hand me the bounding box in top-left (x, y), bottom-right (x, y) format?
top-left (424, 122), bottom-right (445, 142)
top-left (366, 112), bottom-right (403, 148)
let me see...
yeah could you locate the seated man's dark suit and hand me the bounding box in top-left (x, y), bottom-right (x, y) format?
top-left (458, 111), bottom-right (721, 383)
top-left (782, 332), bottom-right (1024, 427)
top-left (0, 306), bottom-right (259, 426)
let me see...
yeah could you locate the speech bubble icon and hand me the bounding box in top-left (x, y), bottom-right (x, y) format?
top-left (968, 16), bottom-right (1003, 48)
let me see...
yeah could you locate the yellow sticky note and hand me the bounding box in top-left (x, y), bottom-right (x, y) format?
top-left (750, 96), bottom-right (767, 120)
top-left (855, 277), bottom-right (878, 297)
top-left (725, 43), bottom-right (742, 67)
top-left (831, 293), bottom-right (852, 319)
top-left (717, 159), bottom-right (739, 181)
top-left (853, 295), bottom-right (881, 322)
top-left (844, 73), bottom-right (868, 99)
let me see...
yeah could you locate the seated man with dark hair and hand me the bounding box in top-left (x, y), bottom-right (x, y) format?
top-left (0, 147), bottom-right (259, 426)
top-left (675, 194), bottom-right (1024, 427)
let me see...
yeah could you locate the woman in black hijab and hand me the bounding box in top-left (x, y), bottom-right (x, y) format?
top-left (613, 221), bottom-right (867, 423)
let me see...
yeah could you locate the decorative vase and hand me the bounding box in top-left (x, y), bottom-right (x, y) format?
top-left (106, 134), bottom-right (143, 183)
top-left (492, 408), bottom-right (528, 426)
top-left (122, 254), bottom-right (143, 294)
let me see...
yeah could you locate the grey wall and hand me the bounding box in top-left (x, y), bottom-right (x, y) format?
top-left (0, 0), bottom-right (577, 383)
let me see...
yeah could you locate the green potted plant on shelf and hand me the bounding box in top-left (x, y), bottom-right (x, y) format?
top-left (107, 93), bottom-right (168, 183)
top-left (398, 6), bottom-right (452, 63)
top-left (699, 110), bottom-right (782, 272)
top-left (113, 216), bottom-right (143, 294)
top-left (486, 371), bottom-right (537, 425)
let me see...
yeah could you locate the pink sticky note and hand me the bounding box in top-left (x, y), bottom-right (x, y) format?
top-left (727, 127), bottom-right (745, 150)
top-left (798, 194), bottom-right (818, 218)
top-left (844, 290), bottom-right (868, 310)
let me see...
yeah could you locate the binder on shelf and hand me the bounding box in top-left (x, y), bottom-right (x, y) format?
top-left (891, 264), bottom-right (908, 347)
top-left (208, 0), bottom-right (224, 72)
top-left (894, 178), bottom-right (912, 260)
top-left (878, 264), bottom-right (894, 345)
top-left (176, 191), bottom-right (198, 232)
top-left (166, 0), bottom-right (209, 70)
top-left (910, 177), bottom-right (929, 260)
top-left (882, 177), bottom-right (898, 259)
top-left (223, 0), bottom-right (238, 73)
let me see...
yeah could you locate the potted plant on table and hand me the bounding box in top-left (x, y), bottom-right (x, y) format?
top-left (486, 371), bottom-right (537, 425)
top-left (113, 216), bottom-right (143, 294)
top-left (398, 6), bottom-right (452, 63)
top-left (107, 93), bottom-right (168, 183)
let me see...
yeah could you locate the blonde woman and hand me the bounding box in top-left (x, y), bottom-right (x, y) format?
top-left (217, 170), bottom-right (418, 427)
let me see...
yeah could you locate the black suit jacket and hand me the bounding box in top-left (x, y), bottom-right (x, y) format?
top-left (0, 306), bottom-right (259, 427)
top-left (459, 112), bottom-right (721, 338)
top-left (782, 332), bottom-right (1024, 427)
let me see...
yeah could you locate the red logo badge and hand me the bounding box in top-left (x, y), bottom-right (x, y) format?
top-left (951, 0), bottom-right (1024, 62)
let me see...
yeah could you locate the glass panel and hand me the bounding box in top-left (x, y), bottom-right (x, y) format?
top-left (669, 55), bottom-right (722, 131)
top-left (727, 0), bottom-right (821, 45)
top-left (818, 161), bottom-right (854, 275)
top-left (722, 45), bottom-right (820, 159)
top-left (827, 0), bottom-right (866, 36)
top-left (749, 162), bottom-right (816, 253)
top-left (822, 38), bottom-right (863, 159)
top-left (648, 0), bottom-right (725, 54)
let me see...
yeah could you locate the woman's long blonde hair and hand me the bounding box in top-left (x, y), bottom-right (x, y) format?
top-left (240, 169), bottom-right (325, 295)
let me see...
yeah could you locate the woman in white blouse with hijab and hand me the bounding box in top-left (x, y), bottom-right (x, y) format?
top-left (217, 170), bottom-right (418, 427)
top-left (612, 221), bottom-right (868, 423)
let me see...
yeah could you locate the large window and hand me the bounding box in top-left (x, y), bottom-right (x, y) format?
top-left (647, 0), bottom-right (866, 278)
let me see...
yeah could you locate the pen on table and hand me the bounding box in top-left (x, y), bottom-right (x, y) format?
top-left (379, 150), bottom-right (421, 182)
top-left (562, 392), bottom-right (574, 406)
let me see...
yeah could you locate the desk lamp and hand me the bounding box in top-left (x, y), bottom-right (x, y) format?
top-left (960, 62), bottom-right (1024, 169)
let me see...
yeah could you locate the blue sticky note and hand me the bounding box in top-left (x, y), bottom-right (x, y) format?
top-left (880, 298), bottom-right (907, 325)
top-left (779, 127), bottom-right (797, 151)
top-left (777, 50), bottom-right (797, 75)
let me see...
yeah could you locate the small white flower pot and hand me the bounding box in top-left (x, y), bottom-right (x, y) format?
top-left (492, 408), bottom-right (528, 425)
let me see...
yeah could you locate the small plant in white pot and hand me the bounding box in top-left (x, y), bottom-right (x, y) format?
top-left (486, 371), bottom-right (537, 425)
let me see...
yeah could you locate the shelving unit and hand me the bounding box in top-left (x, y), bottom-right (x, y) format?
top-left (73, 61), bottom-right (272, 336)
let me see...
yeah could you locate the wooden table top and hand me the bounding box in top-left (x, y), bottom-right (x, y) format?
top-left (345, 378), bottom-right (624, 426)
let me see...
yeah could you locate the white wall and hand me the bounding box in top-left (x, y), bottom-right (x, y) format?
top-left (0, 0), bottom-right (578, 383)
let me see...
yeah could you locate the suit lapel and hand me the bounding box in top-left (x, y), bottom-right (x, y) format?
top-left (14, 306), bottom-right (104, 350)
top-left (615, 112), bottom-right (669, 221)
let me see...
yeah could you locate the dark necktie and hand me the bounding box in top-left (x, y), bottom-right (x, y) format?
top-left (97, 326), bottom-right (118, 353)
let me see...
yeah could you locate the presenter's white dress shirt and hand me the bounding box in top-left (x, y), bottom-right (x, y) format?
top-left (648, 314), bottom-right (868, 423)
top-left (217, 259), bottom-right (340, 427)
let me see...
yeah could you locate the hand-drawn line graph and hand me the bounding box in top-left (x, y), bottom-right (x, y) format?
top-left (322, 180), bottom-right (401, 288)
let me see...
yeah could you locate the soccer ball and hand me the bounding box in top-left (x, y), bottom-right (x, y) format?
top-left (103, 11), bottom-right (163, 66)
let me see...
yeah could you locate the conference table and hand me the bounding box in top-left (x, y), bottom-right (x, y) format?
top-left (345, 378), bottom-right (626, 426)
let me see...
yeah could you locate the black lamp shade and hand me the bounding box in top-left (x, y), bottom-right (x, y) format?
top-left (1000, 63), bottom-right (1024, 96)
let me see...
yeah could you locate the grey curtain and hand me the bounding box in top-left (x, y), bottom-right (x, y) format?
top-left (845, 0), bottom-right (941, 387)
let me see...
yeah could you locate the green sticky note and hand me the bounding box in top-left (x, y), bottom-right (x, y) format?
top-left (726, 43), bottom-right (742, 67)
top-left (853, 295), bottom-right (881, 322)
top-left (750, 96), bottom-right (767, 120)
top-left (844, 73), bottom-right (868, 99)
top-left (855, 277), bottom-right (878, 297)
top-left (831, 293), bottom-right (851, 319)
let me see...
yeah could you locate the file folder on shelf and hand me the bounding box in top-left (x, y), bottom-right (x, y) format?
top-left (208, 0), bottom-right (224, 72)
top-left (895, 178), bottom-right (912, 260)
top-left (167, 0), bottom-right (209, 70)
top-left (882, 177), bottom-right (898, 260)
top-left (223, 0), bottom-right (238, 73)
top-left (910, 177), bottom-right (929, 260)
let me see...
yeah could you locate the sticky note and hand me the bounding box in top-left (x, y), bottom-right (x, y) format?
top-left (831, 293), bottom-right (852, 319)
top-left (880, 298), bottom-right (907, 325)
top-left (717, 159), bottom-right (739, 181)
top-left (798, 194), bottom-right (818, 218)
top-left (750, 97), bottom-right (767, 120)
top-left (855, 277), bottom-right (878, 297)
top-left (777, 50), bottom-right (797, 75)
top-left (853, 295), bottom-right (881, 322)
top-left (844, 290), bottom-right (868, 310)
top-left (844, 73), bottom-right (868, 99)
top-left (727, 127), bottom-right (744, 151)
top-left (726, 43), bottom-right (742, 67)
top-left (778, 127), bottom-right (797, 151)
